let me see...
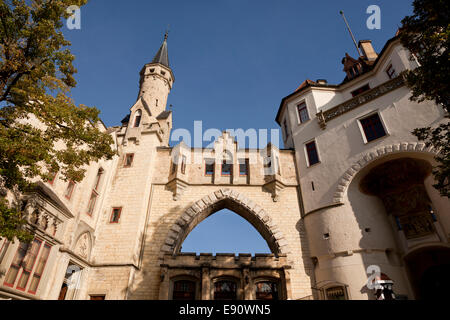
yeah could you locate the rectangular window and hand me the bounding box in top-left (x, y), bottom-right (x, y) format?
top-left (110, 208), bottom-right (122, 224)
top-left (16, 239), bottom-right (42, 291)
top-left (386, 64), bottom-right (397, 79)
top-left (264, 157), bottom-right (273, 175)
top-left (0, 239), bottom-right (9, 264)
top-left (306, 141), bottom-right (320, 167)
top-left (90, 295), bottom-right (106, 300)
top-left (4, 242), bottom-right (29, 287)
top-left (87, 191), bottom-right (98, 216)
top-left (64, 181), bottom-right (76, 200)
top-left (171, 161), bottom-right (177, 174)
top-left (276, 156), bottom-right (281, 175)
top-left (124, 154), bottom-right (134, 168)
top-left (205, 160), bottom-right (214, 176)
top-left (48, 172), bottom-right (57, 185)
top-left (239, 159), bottom-right (249, 176)
top-left (181, 156), bottom-right (187, 175)
top-left (28, 244), bottom-right (51, 294)
top-left (351, 84), bottom-right (370, 97)
top-left (94, 169), bottom-right (104, 191)
top-left (221, 160), bottom-right (232, 176)
top-left (297, 102), bottom-right (310, 123)
top-left (360, 113), bottom-right (387, 143)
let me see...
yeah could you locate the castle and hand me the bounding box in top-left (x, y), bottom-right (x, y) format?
top-left (0, 32), bottom-right (449, 300)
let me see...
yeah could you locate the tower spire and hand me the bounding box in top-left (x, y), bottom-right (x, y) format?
top-left (152, 31), bottom-right (170, 67)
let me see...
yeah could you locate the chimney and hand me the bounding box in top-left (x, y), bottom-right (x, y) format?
top-left (358, 40), bottom-right (378, 61)
top-left (316, 79), bottom-right (328, 85)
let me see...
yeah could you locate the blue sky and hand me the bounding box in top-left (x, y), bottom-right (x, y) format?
top-left (64, 0), bottom-right (414, 254)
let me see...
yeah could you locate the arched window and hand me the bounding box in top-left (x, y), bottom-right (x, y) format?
top-left (255, 281), bottom-right (279, 300)
top-left (173, 280), bottom-right (196, 300)
top-left (134, 110), bottom-right (142, 128)
top-left (214, 280), bottom-right (237, 300)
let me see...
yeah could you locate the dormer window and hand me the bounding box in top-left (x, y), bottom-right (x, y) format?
top-left (134, 110), bottom-right (142, 128)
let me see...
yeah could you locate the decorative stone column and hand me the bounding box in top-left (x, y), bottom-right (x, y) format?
top-left (242, 268), bottom-right (251, 300)
top-left (159, 265), bottom-right (170, 300)
top-left (201, 266), bottom-right (211, 300)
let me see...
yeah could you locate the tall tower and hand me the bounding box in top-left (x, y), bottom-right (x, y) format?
top-left (125, 32), bottom-right (175, 146)
top-left (88, 34), bottom-right (176, 299)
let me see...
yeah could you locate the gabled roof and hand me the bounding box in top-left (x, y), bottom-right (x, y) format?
top-left (156, 110), bottom-right (172, 120)
top-left (295, 80), bottom-right (317, 92)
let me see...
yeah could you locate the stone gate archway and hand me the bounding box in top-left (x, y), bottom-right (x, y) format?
top-left (160, 188), bottom-right (291, 258)
top-left (333, 142), bottom-right (439, 204)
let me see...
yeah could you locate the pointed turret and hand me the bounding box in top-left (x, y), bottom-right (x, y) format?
top-left (151, 32), bottom-right (170, 67)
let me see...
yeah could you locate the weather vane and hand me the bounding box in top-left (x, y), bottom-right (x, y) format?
top-left (165, 25), bottom-right (170, 40)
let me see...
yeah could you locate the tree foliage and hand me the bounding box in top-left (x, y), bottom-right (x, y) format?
top-left (400, 0), bottom-right (450, 198)
top-left (0, 0), bottom-right (116, 241)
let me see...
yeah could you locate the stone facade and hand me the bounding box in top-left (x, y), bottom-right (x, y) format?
top-left (0, 35), bottom-right (449, 300)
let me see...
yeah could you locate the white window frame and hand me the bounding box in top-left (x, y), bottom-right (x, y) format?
top-left (303, 139), bottom-right (321, 168)
top-left (296, 101), bottom-right (310, 125)
top-left (357, 110), bottom-right (390, 145)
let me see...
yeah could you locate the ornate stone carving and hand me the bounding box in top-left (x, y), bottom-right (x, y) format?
top-left (74, 233), bottom-right (91, 260)
top-left (316, 75), bottom-right (405, 129)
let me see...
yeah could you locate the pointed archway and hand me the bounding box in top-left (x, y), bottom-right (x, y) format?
top-left (160, 189), bottom-right (290, 258)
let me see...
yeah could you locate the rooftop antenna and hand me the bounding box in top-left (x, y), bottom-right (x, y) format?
top-left (339, 10), bottom-right (362, 57)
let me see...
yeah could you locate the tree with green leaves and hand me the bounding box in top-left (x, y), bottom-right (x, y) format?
top-left (400, 0), bottom-right (450, 198)
top-left (0, 0), bottom-right (115, 242)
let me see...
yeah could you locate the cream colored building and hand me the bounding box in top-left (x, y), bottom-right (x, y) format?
top-left (0, 33), bottom-right (448, 300)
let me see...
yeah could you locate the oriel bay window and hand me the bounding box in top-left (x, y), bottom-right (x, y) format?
top-left (4, 238), bottom-right (52, 295)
